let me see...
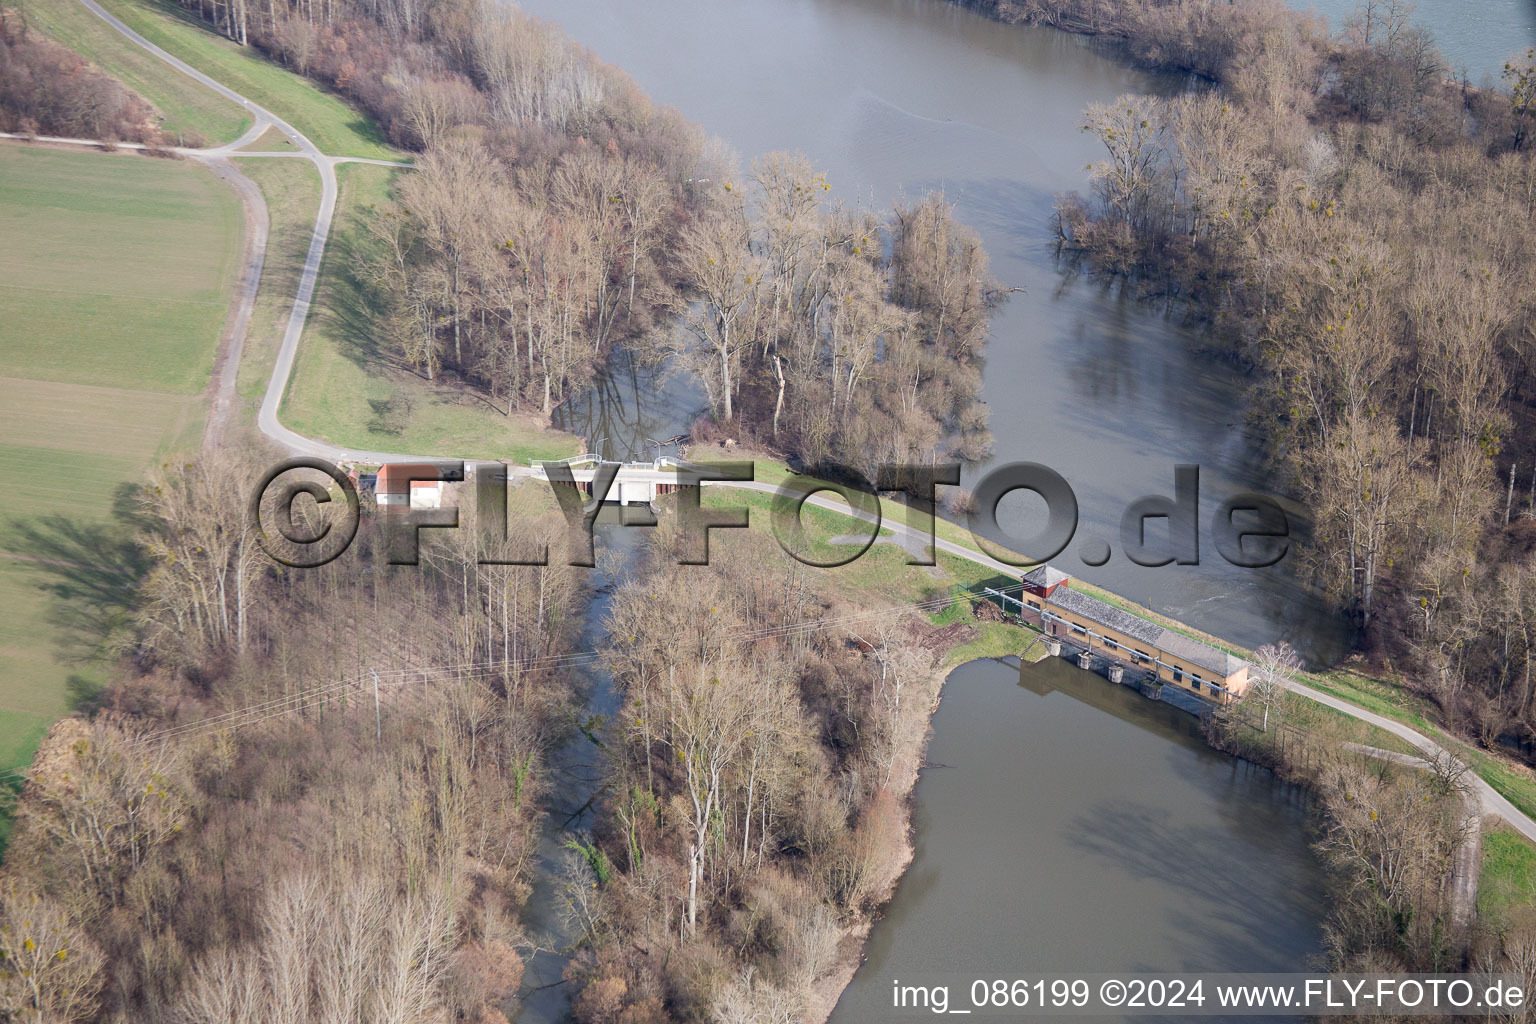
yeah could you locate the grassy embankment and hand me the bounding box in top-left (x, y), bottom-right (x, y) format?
top-left (280, 162), bottom-right (582, 463)
top-left (707, 486), bottom-right (1115, 671)
top-left (1481, 823), bottom-right (1536, 927)
top-left (1305, 671), bottom-right (1536, 916)
top-left (709, 468), bottom-right (1536, 902)
top-left (237, 126), bottom-right (299, 152)
top-left (19, 0), bottom-right (249, 143)
top-left (36, 0), bottom-right (1533, 887)
top-left (49, 0), bottom-right (576, 462)
top-left (229, 156), bottom-right (320, 403)
top-left (758, 454), bottom-right (1536, 885)
top-left (0, 146), bottom-right (242, 848)
top-left (78, 0), bottom-right (398, 159)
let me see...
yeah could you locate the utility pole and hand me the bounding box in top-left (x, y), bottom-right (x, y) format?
top-left (370, 668), bottom-right (382, 747)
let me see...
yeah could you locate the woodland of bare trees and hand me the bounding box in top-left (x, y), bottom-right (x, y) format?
top-left (3, 0), bottom-right (1005, 1014)
top-left (1212, 644), bottom-right (1487, 977)
top-left (149, 0), bottom-right (1002, 471)
top-left (360, 133), bottom-right (689, 415)
top-left (1040, 0), bottom-right (1536, 763)
top-left (30, 0), bottom-right (1536, 1012)
top-left (0, 11), bottom-right (168, 142)
top-left (0, 451), bottom-right (588, 1023)
top-left (659, 154), bottom-right (996, 472)
top-left (1313, 756), bottom-right (1473, 972)
top-left (161, 0), bottom-right (693, 154)
top-left (0, 451), bottom-right (970, 1023)
top-left (366, 140), bottom-right (998, 473)
top-left (130, 0), bottom-right (1003, 482)
top-left (551, 512), bottom-right (947, 1024)
top-left (114, 0), bottom-right (723, 422)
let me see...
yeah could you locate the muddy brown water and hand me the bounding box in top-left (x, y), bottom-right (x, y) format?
top-left (537, 0), bottom-right (1352, 664)
top-left (513, 0), bottom-right (1520, 1018)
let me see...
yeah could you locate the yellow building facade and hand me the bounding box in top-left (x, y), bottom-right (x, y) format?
top-left (1017, 566), bottom-right (1250, 705)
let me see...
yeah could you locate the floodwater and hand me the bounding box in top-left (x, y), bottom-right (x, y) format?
top-left (1298, 0), bottom-right (1536, 82)
top-left (505, 0), bottom-right (1535, 1016)
top-left (833, 656), bottom-right (1326, 1021)
top-left (533, 0), bottom-right (1353, 665)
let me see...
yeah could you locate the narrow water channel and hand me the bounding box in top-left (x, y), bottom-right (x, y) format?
top-left (516, 511), bottom-right (642, 1024)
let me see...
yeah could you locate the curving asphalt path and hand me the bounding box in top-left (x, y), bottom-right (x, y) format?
top-left (69, 0), bottom-right (420, 464)
top-left (53, 0), bottom-right (1536, 847)
top-left (1304, 681), bottom-right (1536, 843)
top-left (721, 480), bottom-right (1536, 844)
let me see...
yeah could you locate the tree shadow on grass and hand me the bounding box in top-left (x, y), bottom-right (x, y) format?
top-left (0, 713), bottom-right (49, 857)
top-left (321, 258), bottom-right (392, 371)
top-left (318, 191), bottom-right (527, 428)
top-left (0, 781), bottom-right (22, 860)
top-left (367, 394), bottom-right (412, 436)
top-left (3, 483), bottom-right (149, 676)
top-left (0, 487), bottom-right (149, 857)
top-left (346, 118), bottom-right (392, 149)
top-left (135, 0), bottom-right (227, 34)
top-left (315, 202), bottom-right (399, 373)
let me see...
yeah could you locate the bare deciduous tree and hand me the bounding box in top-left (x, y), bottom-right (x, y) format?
top-left (0, 887), bottom-right (103, 1024)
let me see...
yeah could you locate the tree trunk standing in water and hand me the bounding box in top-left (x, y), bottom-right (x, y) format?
top-left (678, 209), bottom-right (754, 423)
top-left (773, 354), bottom-right (786, 435)
top-left (720, 318), bottom-right (733, 421)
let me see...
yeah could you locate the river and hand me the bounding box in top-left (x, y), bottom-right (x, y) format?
top-left (516, 512), bottom-right (641, 1024)
top-left (534, 0), bottom-right (1353, 665)
top-left (513, 0), bottom-right (1521, 1018)
top-left (1297, 0), bottom-right (1535, 82)
top-left (833, 655), bottom-right (1325, 1021)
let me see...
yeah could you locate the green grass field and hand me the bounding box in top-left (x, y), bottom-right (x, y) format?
top-left (0, 146), bottom-right (239, 392)
top-left (20, 0), bottom-right (250, 143)
top-left (281, 162), bottom-right (581, 463)
top-left (0, 146), bottom-right (240, 841)
top-left (1480, 824), bottom-right (1536, 926)
top-left (88, 0), bottom-right (401, 159)
top-left (237, 126), bottom-right (300, 152)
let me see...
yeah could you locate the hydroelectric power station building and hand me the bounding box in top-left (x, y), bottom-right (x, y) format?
top-left (1015, 566), bottom-right (1251, 705)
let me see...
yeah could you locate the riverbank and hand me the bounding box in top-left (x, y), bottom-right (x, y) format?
top-left (668, 458), bottom-right (1325, 1018)
top-left (973, 0), bottom-right (1536, 811)
top-left (675, 438), bottom-right (1536, 1005)
top-left (38, 0), bottom-right (1536, 1007)
top-left (802, 625), bottom-right (1050, 1024)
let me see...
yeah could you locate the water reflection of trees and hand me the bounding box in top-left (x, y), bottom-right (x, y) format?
top-left (555, 349), bottom-right (703, 462)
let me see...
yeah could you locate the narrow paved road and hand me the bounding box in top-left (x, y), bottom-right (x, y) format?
top-left (1345, 744), bottom-right (1485, 929)
top-left (53, 0), bottom-right (417, 463)
top-left (56, 0), bottom-right (1536, 848)
top-left (1309, 682), bottom-right (1536, 843)
top-left (722, 478), bottom-right (1536, 844)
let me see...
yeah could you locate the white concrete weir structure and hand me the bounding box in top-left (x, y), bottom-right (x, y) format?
top-left (528, 454), bottom-right (697, 506)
